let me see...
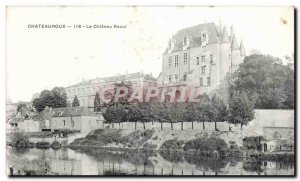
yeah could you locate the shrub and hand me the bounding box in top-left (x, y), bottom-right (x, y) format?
top-left (35, 141), bottom-right (51, 149)
top-left (10, 132), bottom-right (30, 148)
top-left (51, 141), bottom-right (61, 149)
top-left (183, 138), bottom-right (228, 152)
top-left (242, 136), bottom-right (263, 151)
top-left (152, 136), bottom-right (158, 140)
top-left (143, 142), bottom-right (157, 150)
top-left (160, 139), bottom-right (185, 150)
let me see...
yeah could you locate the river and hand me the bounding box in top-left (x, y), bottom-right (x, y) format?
top-left (6, 147), bottom-right (294, 176)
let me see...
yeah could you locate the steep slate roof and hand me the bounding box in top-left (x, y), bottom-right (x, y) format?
top-left (51, 107), bottom-right (96, 117)
top-left (220, 27), bottom-right (230, 43)
top-left (170, 23), bottom-right (219, 52)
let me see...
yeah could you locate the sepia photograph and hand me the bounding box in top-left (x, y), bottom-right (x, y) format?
top-left (5, 6), bottom-right (295, 176)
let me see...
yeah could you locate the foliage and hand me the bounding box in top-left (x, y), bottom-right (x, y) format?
top-left (228, 91), bottom-right (255, 128)
top-left (33, 87), bottom-right (67, 112)
top-left (242, 136), bottom-right (263, 151)
top-left (69, 129), bottom-right (154, 148)
top-left (35, 141), bottom-right (51, 149)
top-left (94, 92), bottom-right (101, 112)
top-left (11, 132), bottom-right (30, 148)
top-left (183, 137), bottom-right (228, 152)
top-left (50, 141), bottom-right (61, 149)
top-left (233, 54), bottom-right (294, 109)
top-left (17, 103), bottom-right (27, 112)
top-left (72, 95), bottom-right (80, 107)
top-left (160, 139), bottom-right (185, 150)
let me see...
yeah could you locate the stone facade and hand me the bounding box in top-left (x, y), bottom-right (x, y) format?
top-left (159, 23), bottom-right (246, 94)
top-left (50, 107), bottom-right (103, 137)
top-left (66, 72), bottom-right (157, 107)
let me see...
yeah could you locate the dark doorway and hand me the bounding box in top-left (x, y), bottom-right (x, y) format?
top-left (264, 143), bottom-right (267, 152)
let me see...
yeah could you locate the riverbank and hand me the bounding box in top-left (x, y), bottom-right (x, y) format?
top-left (67, 128), bottom-right (294, 161)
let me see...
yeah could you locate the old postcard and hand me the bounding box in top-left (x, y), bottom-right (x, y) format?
top-left (6, 6), bottom-right (295, 176)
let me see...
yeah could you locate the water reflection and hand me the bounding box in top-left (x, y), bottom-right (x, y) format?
top-left (7, 147), bottom-right (294, 176)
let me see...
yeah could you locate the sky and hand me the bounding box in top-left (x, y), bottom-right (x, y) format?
top-left (6, 6), bottom-right (294, 102)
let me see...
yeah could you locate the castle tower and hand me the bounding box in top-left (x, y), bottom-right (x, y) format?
top-left (231, 34), bottom-right (243, 73)
top-left (219, 26), bottom-right (231, 84)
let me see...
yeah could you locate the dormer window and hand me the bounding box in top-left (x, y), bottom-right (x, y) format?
top-left (183, 36), bottom-right (187, 46)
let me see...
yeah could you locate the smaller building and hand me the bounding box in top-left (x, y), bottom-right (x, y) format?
top-left (261, 127), bottom-right (294, 153)
top-left (50, 107), bottom-right (103, 137)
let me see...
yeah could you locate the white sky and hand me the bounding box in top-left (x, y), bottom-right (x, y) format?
top-left (6, 6), bottom-right (294, 102)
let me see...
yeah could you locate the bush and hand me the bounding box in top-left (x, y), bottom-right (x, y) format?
top-left (243, 136), bottom-right (263, 151)
top-left (10, 132), bottom-right (30, 148)
top-left (143, 142), bottom-right (157, 150)
top-left (152, 136), bottom-right (158, 140)
top-left (51, 141), bottom-right (61, 149)
top-left (183, 138), bottom-right (228, 152)
top-left (160, 139), bottom-right (184, 150)
top-left (35, 141), bottom-right (51, 149)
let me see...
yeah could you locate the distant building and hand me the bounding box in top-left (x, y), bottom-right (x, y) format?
top-left (50, 107), bottom-right (103, 136)
top-left (66, 72), bottom-right (157, 107)
top-left (159, 22), bottom-right (246, 94)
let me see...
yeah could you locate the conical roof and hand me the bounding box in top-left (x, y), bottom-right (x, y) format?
top-left (231, 34), bottom-right (239, 50)
top-left (240, 40), bottom-right (246, 56)
top-left (220, 27), bottom-right (230, 43)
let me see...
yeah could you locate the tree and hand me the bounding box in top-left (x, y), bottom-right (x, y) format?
top-left (102, 104), bottom-right (127, 129)
top-left (94, 92), bottom-right (101, 112)
top-left (72, 96), bottom-right (80, 107)
top-left (228, 91), bottom-right (255, 131)
top-left (17, 103), bottom-right (27, 112)
top-left (149, 102), bottom-right (169, 130)
top-left (167, 103), bottom-right (186, 130)
top-left (211, 94), bottom-right (229, 131)
top-left (32, 87), bottom-right (67, 112)
top-left (183, 103), bottom-right (197, 130)
top-left (233, 54), bottom-right (294, 109)
top-left (195, 94), bottom-right (211, 130)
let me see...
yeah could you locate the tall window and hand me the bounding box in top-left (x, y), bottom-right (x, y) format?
top-left (168, 56), bottom-right (172, 67)
top-left (168, 75), bottom-right (172, 83)
top-left (63, 120), bottom-right (66, 126)
top-left (210, 55), bottom-right (213, 63)
top-left (183, 36), bottom-right (187, 45)
top-left (202, 34), bottom-right (207, 41)
top-left (200, 78), bottom-right (203, 86)
top-left (196, 57), bottom-right (200, 65)
top-left (174, 74), bottom-right (178, 82)
top-left (183, 73), bottom-right (187, 81)
top-left (201, 66), bottom-right (206, 75)
top-left (183, 53), bottom-right (187, 65)
top-left (202, 46), bottom-right (206, 52)
top-left (201, 56), bottom-right (205, 62)
top-left (175, 55), bottom-right (179, 67)
top-left (207, 77), bottom-right (211, 86)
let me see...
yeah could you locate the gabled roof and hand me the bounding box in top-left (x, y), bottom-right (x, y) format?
top-left (52, 107), bottom-right (96, 117)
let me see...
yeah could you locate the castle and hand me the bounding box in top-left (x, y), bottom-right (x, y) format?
top-left (157, 22), bottom-right (246, 94)
top-left (65, 22), bottom-right (246, 106)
